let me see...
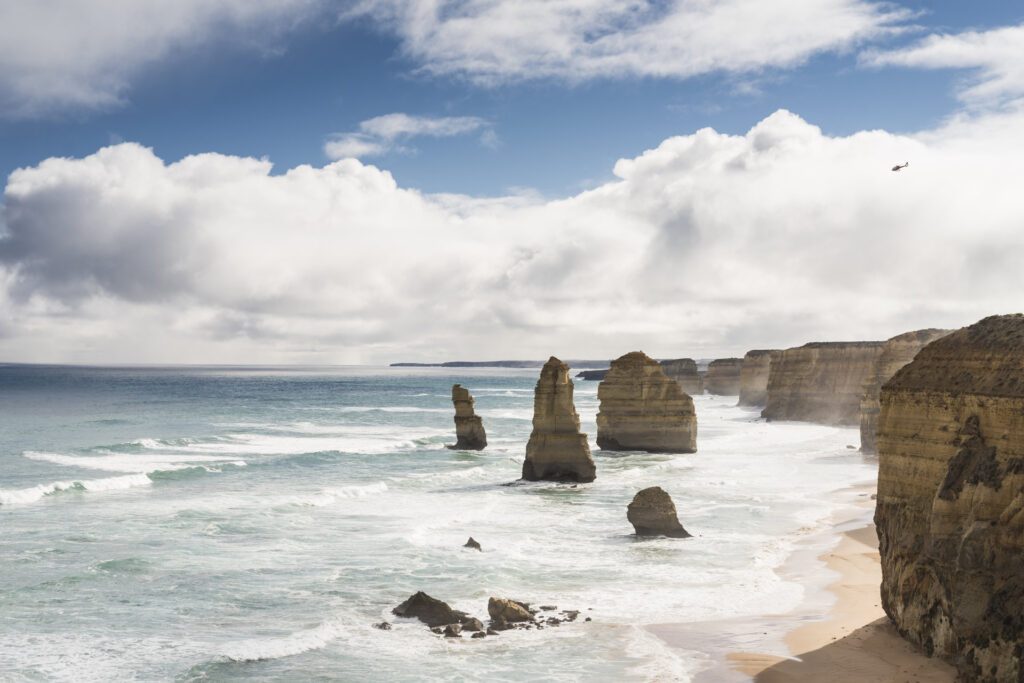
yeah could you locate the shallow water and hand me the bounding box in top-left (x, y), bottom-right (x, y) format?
top-left (0, 365), bottom-right (875, 681)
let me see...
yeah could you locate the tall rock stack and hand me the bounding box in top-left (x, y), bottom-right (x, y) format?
top-left (737, 350), bottom-right (779, 407)
top-left (522, 357), bottom-right (596, 483)
top-left (596, 351), bottom-right (697, 453)
top-left (447, 384), bottom-right (487, 450)
top-left (762, 341), bottom-right (885, 425)
top-left (858, 329), bottom-right (952, 454)
top-left (659, 358), bottom-right (703, 395)
top-left (875, 315), bottom-right (1024, 682)
top-left (705, 358), bottom-right (743, 395)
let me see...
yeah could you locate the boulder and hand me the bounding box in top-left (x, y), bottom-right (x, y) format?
top-left (737, 350), bottom-right (780, 407)
top-left (522, 357), bottom-right (596, 482)
top-left (627, 486), bottom-right (691, 538)
top-left (488, 597), bottom-right (533, 623)
top-left (461, 617), bottom-right (484, 632)
top-left (463, 536), bottom-right (481, 551)
top-left (659, 358), bottom-right (703, 395)
top-left (858, 329), bottom-right (952, 454)
top-left (705, 358), bottom-right (743, 395)
top-left (447, 384), bottom-right (487, 450)
top-left (596, 351), bottom-right (697, 453)
top-left (762, 341), bottom-right (886, 425)
top-left (392, 591), bottom-right (466, 627)
top-left (442, 623), bottom-right (462, 638)
top-left (875, 315), bottom-right (1024, 681)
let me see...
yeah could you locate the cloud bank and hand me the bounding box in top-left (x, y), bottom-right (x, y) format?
top-left (3, 108), bottom-right (1023, 363)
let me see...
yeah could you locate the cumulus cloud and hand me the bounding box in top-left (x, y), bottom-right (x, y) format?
top-left (324, 113), bottom-right (491, 159)
top-left (3, 108), bottom-right (1024, 363)
top-left (0, 0), bottom-right (320, 118)
top-left (347, 0), bottom-right (910, 85)
top-left (863, 23), bottom-right (1024, 108)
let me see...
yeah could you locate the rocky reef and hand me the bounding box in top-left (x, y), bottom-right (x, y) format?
top-left (738, 350), bottom-right (779, 407)
top-left (659, 358), bottom-right (703, 395)
top-left (447, 384), bottom-right (487, 450)
top-left (596, 351), bottom-right (697, 453)
top-left (575, 369), bottom-right (608, 381)
top-left (762, 341), bottom-right (885, 425)
top-left (874, 314), bottom-right (1024, 681)
top-left (705, 358), bottom-right (743, 395)
top-left (627, 487), bottom-right (691, 538)
top-left (859, 329), bottom-right (952, 454)
top-left (522, 357), bottom-right (596, 483)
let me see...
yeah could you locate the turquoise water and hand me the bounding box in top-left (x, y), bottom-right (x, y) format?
top-left (0, 365), bottom-right (875, 681)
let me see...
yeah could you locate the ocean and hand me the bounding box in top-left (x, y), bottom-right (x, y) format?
top-left (0, 365), bottom-right (876, 681)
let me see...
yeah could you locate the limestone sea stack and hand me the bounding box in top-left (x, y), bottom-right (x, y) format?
top-left (522, 357), bottom-right (596, 483)
top-left (447, 384), bottom-right (487, 450)
top-left (858, 329), bottom-right (952, 454)
top-left (596, 351), bottom-right (697, 453)
top-left (659, 358), bottom-right (702, 395)
top-left (705, 358), bottom-right (743, 395)
top-left (737, 350), bottom-right (780, 407)
top-left (762, 341), bottom-right (885, 425)
top-left (874, 315), bottom-right (1024, 681)
top-left (627, 487), bottom-right (691, 538)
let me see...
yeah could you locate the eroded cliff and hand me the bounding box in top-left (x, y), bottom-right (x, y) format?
top-left (738, 350), bottom-right (779, 407)
top-left (875, 314), bottom-right (1024, 681)
top-left (705, 358), bottom-right (743, 395)
top-left (660, 358), bottom-right (702, 395)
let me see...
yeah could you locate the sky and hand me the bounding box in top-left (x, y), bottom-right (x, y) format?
top-left (1, 0), bottom-right (1023, 364)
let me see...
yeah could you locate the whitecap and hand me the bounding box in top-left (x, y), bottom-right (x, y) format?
top-left (0, 473), bottom-right (152, 506)
top-left (220, 620), bottom-right (347, 662)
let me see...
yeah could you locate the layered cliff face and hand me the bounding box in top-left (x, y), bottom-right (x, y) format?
top-left (875, 315), bottom-right (1024, 682)
top-left (596, 351), bottom-right (697, 453)
top-left (522, 357), bottom-right (596, 483)
top-left (660, 358), bottom-right (702, 395)
top-left (705, 358), bottom-right (743, 395)
top-left (448, 384), bottom-right (487, 450)
top-left (858, 329), bottom-right (952, 454)
top-left (738, 350), bottom-right (779, 407)
top-left (762, 341), bottom-right (885, 425)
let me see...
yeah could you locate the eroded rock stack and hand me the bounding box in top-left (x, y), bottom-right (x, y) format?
top-left (627, 487), bottom-right (691, 538)
top-left (659, 358), bottom-right (702, 395)
top-left (858, 329), bottom-right (952, 454)
top-left (762, 341), bottom-right (885, 425)
top-left (596, 351), bottom-right (697, 453)
top-left (522, 357), bottom-right (596, 482)
top-left (705, 358), bottom-right (743, 395)
top-left (448, 384), bottom-right (487, 450)
top-left (737, 350), bottom-right (779, 407)
top-left (875, 315), bottom-right (1024, 681)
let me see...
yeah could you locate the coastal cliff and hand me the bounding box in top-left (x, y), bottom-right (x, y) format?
top-left (762, 341), bottom-right (885, 425)
top-left (738, 350), bottom-right (779, 407)
top-left (596, 351), bottom-right (697, 453)
top-left (875, 314), bottom-right (1024, 682)
top-left (705, 358), bottom-right (743, 395)
top-left (858, 329), bottom-right (952, 454)
top-left (522, 357), bottom-right (596, 482)
top-left (660, 358), bottom-right (702, 395)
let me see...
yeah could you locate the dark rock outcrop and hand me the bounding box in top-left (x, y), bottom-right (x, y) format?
top-left (858, 329), bottom-right (952, 454)
top-left (522, 357), bottom-right (596, 483)
top-left (660, 358), bottom-right (703, 395)
top-left (738, 350), bottom-right (780, 407)
top-left (575, 369), bottom-right (608, 381)
top-left (875, 315), bottom-right (1024, 682)
top-left (596, 351), bottom-right (697, 453)
top-left (392, 592), bottom-right (467, 627)
top-left (447, 384), bottom-right (487, 450)
top-left (705, 358), bottom-right (743, 395)
top-left (627, 486), bottom-right (691, 538)
top-left (762, 341), bottom-right (886, 425)
top-left (463, 536), bottom-right (481, 551)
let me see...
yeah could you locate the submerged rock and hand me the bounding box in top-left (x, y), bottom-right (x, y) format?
top-left (442, 623), bottom-right (462, 638)
top-left (705, 358), bottom-right (743, 395)
top-left (596, 351), bottom-right (697, 453)
top-left (875, 315), bottom-right (1024, 682)
top-left (372, 621), bottom-right (392, 630)
top-left (463, 536), bottom-right (481, 551)
top-left (627, 486), bottom-right (691, 538)
top-left (488, 597), bottom-right (533, 623)
top-left (447, 384), bottom-right (487, 450)
top-left (392, 591), bottom-right (466, 627)
top-left (659, 358), bottom-right (703, 395)
top-left (522, 357), bottom-right (596, 483)
top-left (737, 350), bottom-right (780, 407)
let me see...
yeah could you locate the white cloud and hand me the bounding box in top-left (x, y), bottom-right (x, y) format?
top-left (0, 0), bottom-right (320, 118)
top-left (3, 108), bottom-right (1024, 364)
top-left (863, 23), bottom-right (1024, 108)
top-left (324, 113), bottom-right (490, 159)
top-left (348, 0), bottom-right (910, 85)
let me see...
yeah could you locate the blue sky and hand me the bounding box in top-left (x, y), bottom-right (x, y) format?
top-left (1, 1), bottom-right (1020, 197)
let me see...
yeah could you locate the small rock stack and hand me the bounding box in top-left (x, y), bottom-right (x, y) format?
top-left (447, 384), bottom-right (487, 450)
top-left (522, 357), bottom-right (596, 483)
